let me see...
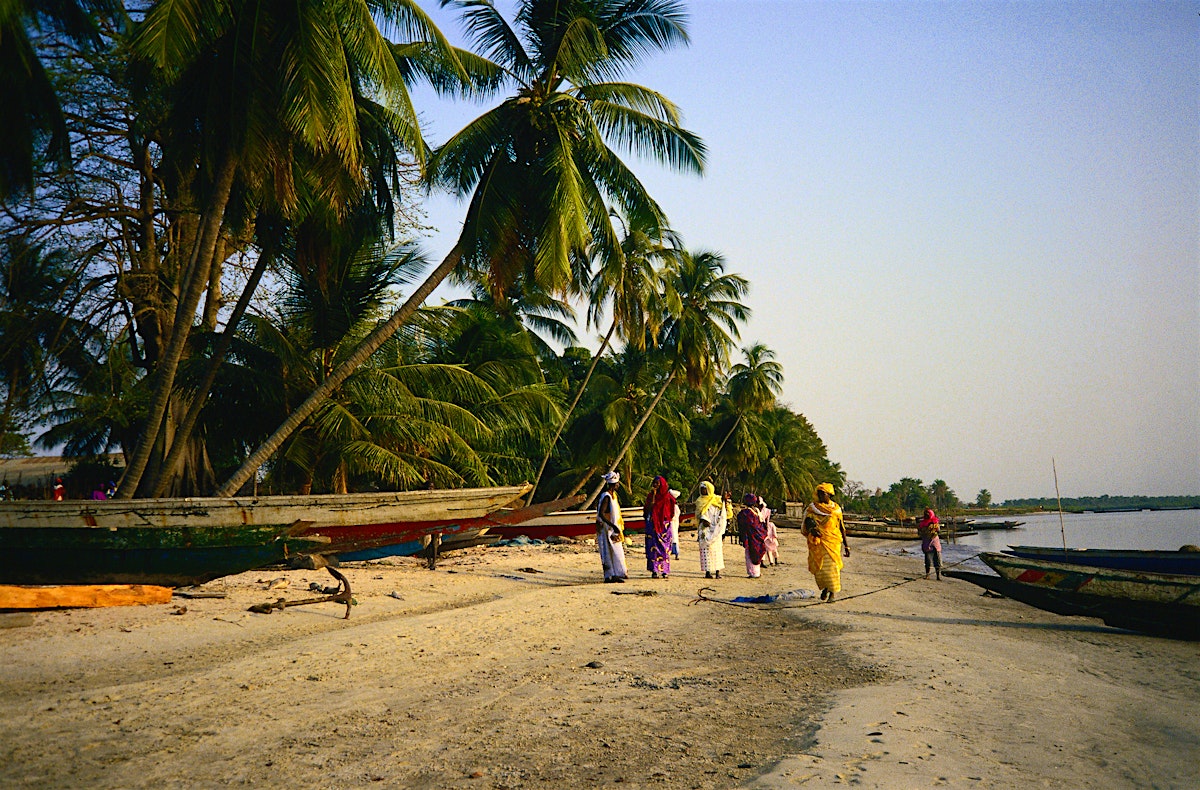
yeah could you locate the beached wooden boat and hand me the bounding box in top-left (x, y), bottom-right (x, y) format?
top-left (329, 494), bottom-right (579, 562)
top-left (487, 505), bottom-right (645, 541)
top-left (1003, 545), bottom-right (1200, 576)
top-left (0, 485), bottom-right (531, 586)
top-left (950, 553), bottom-right (1200, 639)
top-left (291, 485), bottom-right (532, 556)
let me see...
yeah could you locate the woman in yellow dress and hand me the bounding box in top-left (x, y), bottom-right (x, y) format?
top-left (804, 482), bottom-right (850, 601)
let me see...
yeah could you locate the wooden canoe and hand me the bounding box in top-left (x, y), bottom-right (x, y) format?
top-left (958, 552), bottom-right (1200, 639)
top-left (0, 485), bottom-right (530, 586)
top-left (487, 505), bottom-right (645, 541)
top-left (1003, 545), bottom-right (1200, 576)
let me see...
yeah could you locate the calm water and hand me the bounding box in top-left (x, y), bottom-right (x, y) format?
top-left (880, 509), bottom-right (1200, 573)
top-left (960, 509), bottom-right (1200, 552)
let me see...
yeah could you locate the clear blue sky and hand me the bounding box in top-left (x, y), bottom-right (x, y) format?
top-left (410, 0), bottom-right (1200, 502)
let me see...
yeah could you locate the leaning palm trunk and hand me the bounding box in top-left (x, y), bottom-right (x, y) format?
top-left (146, 245), bottom-right (274, 497)
top-left (115, 156), bottom-right (237, 499)
top-left (212, 242), bottom-right (466, 497)
top-left (690, 413), bottom-right (743, 499)
top-left (580, 371), bottom-right (675, 510)
top-left (526, 318), bottom-right (618, 506)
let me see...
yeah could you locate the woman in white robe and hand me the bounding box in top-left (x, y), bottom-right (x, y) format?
top-left (596, 472), bottom-right (627, 583)
top-left (695, 481), bottom-right (726, 579)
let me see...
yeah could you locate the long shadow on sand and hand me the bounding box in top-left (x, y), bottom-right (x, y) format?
top-left (842, 609), bottom-right (1131, 636)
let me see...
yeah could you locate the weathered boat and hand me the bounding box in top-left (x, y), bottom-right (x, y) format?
top-left (948, 552), bottom-right (1200, 639)
top-left (328, 494), bottom-right (579, 561)
top-left (0, 485), bottom-right (531, 587)
top-left (838, 520), bottom-right (977, 540)
top-left (1003, 545), bottom-right (1200, 576)
top-left (486, 505), bottom-right (645, 541)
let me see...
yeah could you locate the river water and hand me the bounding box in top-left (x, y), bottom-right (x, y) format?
top-left (879, 508), bottom-right (1200, 573)
top-left (960, 509), bottom-right (1200, 552)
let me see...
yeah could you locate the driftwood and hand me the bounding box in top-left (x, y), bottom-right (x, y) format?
top-left (0, 584), bottom-right (173, 609)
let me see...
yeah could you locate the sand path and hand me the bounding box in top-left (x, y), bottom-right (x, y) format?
top-left (1, 533), bottom-right (1196, 789)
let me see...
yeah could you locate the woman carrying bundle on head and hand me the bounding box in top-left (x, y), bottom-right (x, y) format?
top-left (804, 482), bottom-right (849, 601)
top-left (695, 482), bottom-right (726, 579)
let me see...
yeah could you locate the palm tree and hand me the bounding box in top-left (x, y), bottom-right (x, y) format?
top-left (526, 212), bottom-right (676, 503)
top-left (214, 0), bottom-right (704, 496)
top-left (116, 0), bottom-right (466, 497)
top-left (0, 0), bottom-right (113, 198)
top-left (738, 407), bottom-right (835, 506)
top-left (692, 343), bottom-right (783, 489)
top-left (0, 238), bottom-right (94, 453)
top-left (581, 247), bottom-right (749, 508)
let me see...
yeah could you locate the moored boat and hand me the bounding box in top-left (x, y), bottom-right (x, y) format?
top-left (1004, 545), bottom-right (1200, 576)
top-left (838, 520), bottom-right (977, 540)
top-left (953, 552), bottom-right (1200, 639)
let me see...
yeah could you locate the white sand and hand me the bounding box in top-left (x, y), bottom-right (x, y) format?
top-left (1, 532), bottom-right (1196, 789)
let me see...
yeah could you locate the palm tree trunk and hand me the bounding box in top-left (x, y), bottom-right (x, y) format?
top-left (212, 241), bottom-right (466, 497)
top-left (146, 244), bottom-right (274, 497)
top-left (115, 155), bottom-right (237, 499)
top-left (580, 371), bottom-right (675, 510)
top-left (690, 413), bottom-right (742, 498)
top-left (526, 318), bottom-right (617, 506)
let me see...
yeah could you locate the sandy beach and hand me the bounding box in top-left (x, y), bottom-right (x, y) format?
top-left (1, 530), bottom-right (1197, 789)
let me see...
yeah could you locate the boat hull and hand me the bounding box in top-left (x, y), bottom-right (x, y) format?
top-left (0, 485), bottom-right (532, 586)
top-left (964, 553), bottom-right (1200, 639)
top-left (488, 507), bottom-right (645, 540)
top-left (0, 524), bottom-right (312, 586)
top-left (1004, 545), bottom-right (1200, 576)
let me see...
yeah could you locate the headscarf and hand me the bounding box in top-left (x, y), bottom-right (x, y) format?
top-left (816, 482), bottom-right (835, 496)
top-left (695, 481), bottom-right (722, 515)
top-left (602, 471), bottom-right (620, 486)
top-left (742, 492), bottom-right (758, 507)
top-left (645, 475), bottom-right (676, 537)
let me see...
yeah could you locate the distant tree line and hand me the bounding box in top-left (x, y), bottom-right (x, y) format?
top-left (1000, 495), bottom-right (1200, 512)
top-left (838, 477), bottom-right (989, 519)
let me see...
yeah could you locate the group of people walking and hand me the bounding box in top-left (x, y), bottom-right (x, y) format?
top-left (595, 472), bottom-right (849, 600)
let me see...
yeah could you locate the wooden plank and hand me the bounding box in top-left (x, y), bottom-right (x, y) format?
top-left (0, 584), bottom-right (173, 609)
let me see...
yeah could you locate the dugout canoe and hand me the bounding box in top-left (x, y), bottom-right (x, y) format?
top-left (487, 505), bottom-right (645, 541)
top-left (0, 485), bottom-right (531, 586)
top-left (950, 552), bottom-right (1200, 639)
top-left (1003, 545), bottom-right (1200, 576)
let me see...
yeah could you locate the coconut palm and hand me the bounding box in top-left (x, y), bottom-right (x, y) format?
top-left (526, 212), bottom-right (676, 503)
top-left (0, 0), bottom-right (114, 198)
top-left (740, 407), bottom-right (839, 506)
top-left (691, 342), bottom-right (783, 489)
top-left (552, 343), bottom-right (688, 501)
top-left (0, 237), bottom-right (96, 453)
top-left (215, 0), bottom-right (704, 496)
top-left (581, 247), bottom-right (749, 508)
top-left (117, 0), bottom-right (466, 496)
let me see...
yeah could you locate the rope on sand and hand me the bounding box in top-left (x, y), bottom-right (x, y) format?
top-left (689, 554), bottom-right (983, 610)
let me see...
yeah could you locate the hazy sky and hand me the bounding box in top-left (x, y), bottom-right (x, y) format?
top-left (411, 0), bottom-right (1199, 502)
